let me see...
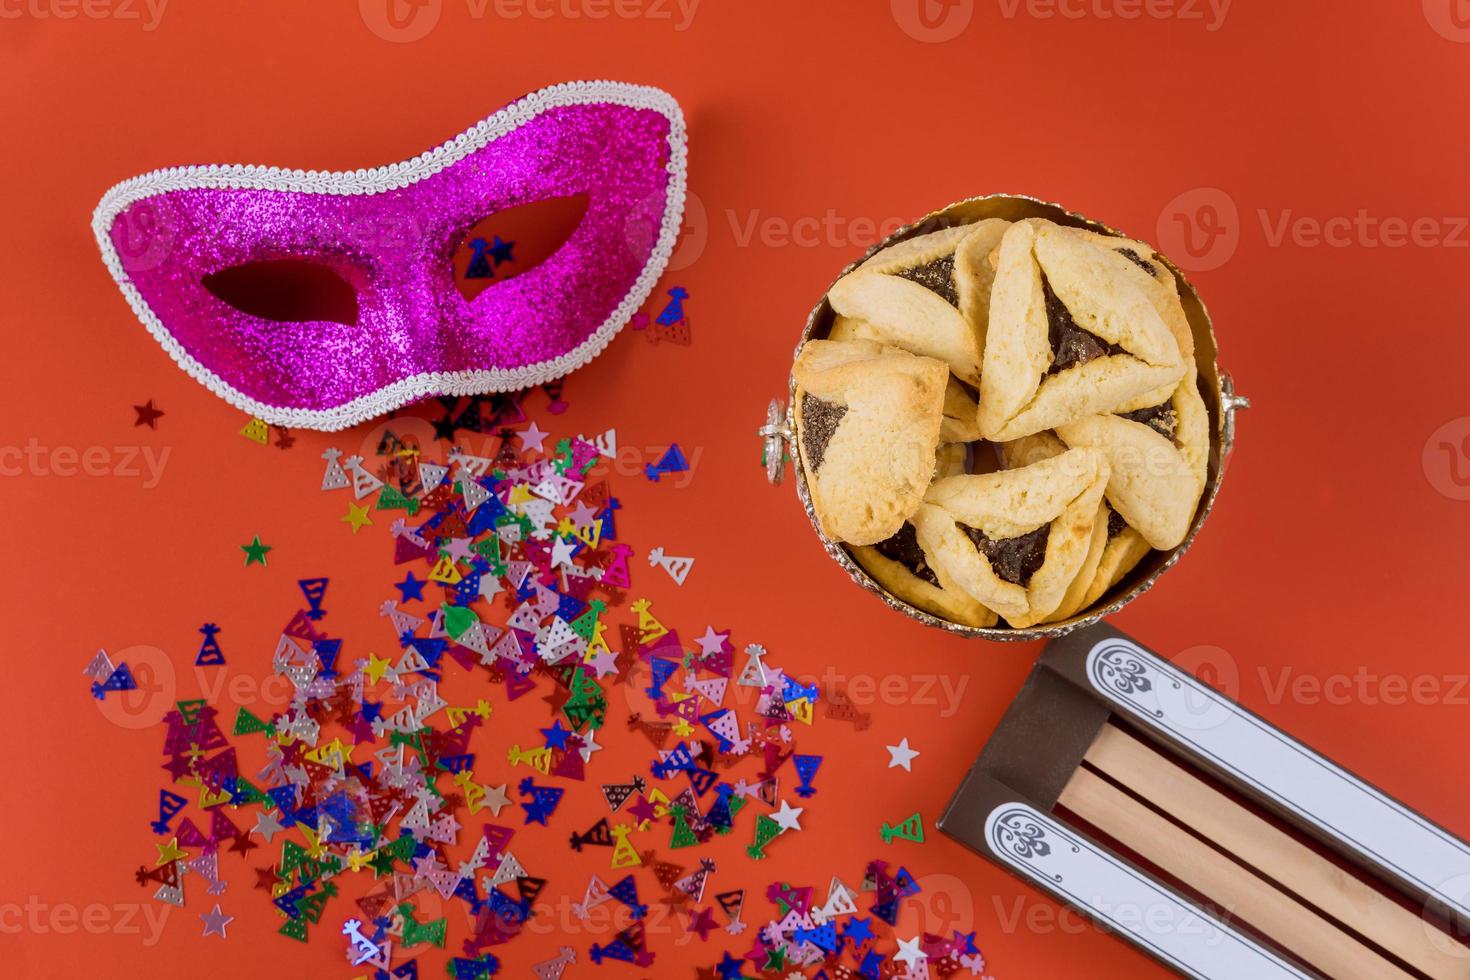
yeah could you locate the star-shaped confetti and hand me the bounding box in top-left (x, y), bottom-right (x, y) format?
top-left (687, 906), bottom-right (719, 941)
top-left (844, 916), bottom-right (876, 945)
top-left (715, 952), bottom-right (746, 980)
top-left (488, 235), bottom-right (515, 265)
top-left (695, 626), bottom-right (729, 658)
top-left (480, 783), bottom-right (512, 817)
top-left (771, 800), bottom-right (804, 833)
top-left (894, 935), bottom-right (927, 968)
top-left (133, 399), bottom-right (164, 428)
top-left (396, 572), bottom-right (426, 602)
top-left (240, 535), bottom-right (271, 566)
top-left (886, 737), bottom-right (920, 771)
top-left (252, 810), bottom-right (284, 843)
top-left (199, 904), bottom-right (234, 938)
top-left (341, 503), bottom-right (373, 533)
top-left (518, 421), bottom-right (549, 453)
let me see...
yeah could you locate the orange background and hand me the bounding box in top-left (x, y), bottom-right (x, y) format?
top-left (5, 1), bottom-right (1470, 977)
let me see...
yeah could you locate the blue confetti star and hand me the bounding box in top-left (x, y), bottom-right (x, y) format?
top-left (396, 572), bottom-right (427, 603)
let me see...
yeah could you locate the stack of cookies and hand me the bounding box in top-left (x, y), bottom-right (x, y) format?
top-left (793, 217), bottom-right (1208, 629)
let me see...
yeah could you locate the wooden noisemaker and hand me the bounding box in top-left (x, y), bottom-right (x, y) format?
top-left (940, 624), bottom-right (1470, 979)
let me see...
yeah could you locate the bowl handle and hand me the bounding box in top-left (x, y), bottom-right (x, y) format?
top-left (758, 398), bottom-right (794, 485)
top-left (1220, 371), bottom-right (1251, 462)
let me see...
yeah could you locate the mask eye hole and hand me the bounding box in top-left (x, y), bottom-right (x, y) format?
top-left (203, 260), bottom-right (360, 325)
top-left (452, 193), bottom-right (590, 301)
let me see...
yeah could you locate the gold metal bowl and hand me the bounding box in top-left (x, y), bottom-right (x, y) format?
top-left (760, 194), bottom-right (1249, 641)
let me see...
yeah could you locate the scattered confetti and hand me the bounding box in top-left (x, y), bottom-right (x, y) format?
top-left (107, 401), bottom-right (973, 979)
top-left (894, 934), bottom-right (927, 969)
top-left (195, 623), bottom-right (224, 667)
top-left (240, 534), bottom-right (271, 566)
top-left (199, 903), bottom-right (234, 938)
top-left (656, 285), bottom-right (689, 326)
top-left (532, 945), bottom-right (577, 979)
top-left (690, 862), bottom-right (987, 979)
top-left (518, 420), bottom-right (550, 453)
top-left (239, 417), bottom-right (270, 445)
top-left (90, 660), bottom-right (136, 699)
top-left (133, 399), bottom-right (164, 428)
top-left (648, 546), bottom-right (694, 585)
top-left (886, 737), bottom-right (921, 771)
top-left (82, 648), bottom-right (115, 682)
top-left (631, 286), bottom-right (693, 346)
top-left (631, 310), bottom-right (689, 346)
top-left (770, 799), bottom-right (804, 833)
top-left (880, 812), bottom-right (926, 844)
top-left (644, 444), bottom-right (689, 482)
top-left (340, 502), bottom-right (373, 533)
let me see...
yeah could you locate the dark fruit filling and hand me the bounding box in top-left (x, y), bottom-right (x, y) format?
top-left (1043, 276), bottom-right (1125, 375)
top-left (896, 254), bottom-right (959, 307)
top-left (873, 523), bottom-right (940, 587)
top-left (961, 523), bottom-right (1050, 587)
top-left (1118, 402), bottom-right (1179, 441)
top-left (800, 394), bottom-right (848, 472)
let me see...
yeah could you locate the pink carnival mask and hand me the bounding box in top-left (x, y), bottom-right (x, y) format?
top-left (93, 81), bottom-right (687, 431)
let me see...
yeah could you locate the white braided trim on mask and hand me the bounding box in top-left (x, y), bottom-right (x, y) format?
top-left (92, 80), bottom-right (688, 433)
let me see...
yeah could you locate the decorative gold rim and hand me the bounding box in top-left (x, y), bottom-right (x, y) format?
top-left (778, 193), bottom-right (1246, 642)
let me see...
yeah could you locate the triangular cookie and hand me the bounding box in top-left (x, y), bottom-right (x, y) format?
top-left (1055, 367), bottom-right (1208, 550)
top-left (978, 220), bottom-right (1186, 441)
top-left (1068, 229), bottom-right (1198, 413)
top-left (852, 522), bottom-right (998, 629)
top-left (826, 220), bottom-right (1009, 386)
top-left (1001, 432), bottom-right (1153, 618)
top-left (793, 339), bottom-right (948, 546)
top-left (909, 448), bottom-right (1110, 627)
top-left (1081, 515), bottom-right (1154, 611)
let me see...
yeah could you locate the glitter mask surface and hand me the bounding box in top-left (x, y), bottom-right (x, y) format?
top-left (92, 81), bottom-right (688, 432)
